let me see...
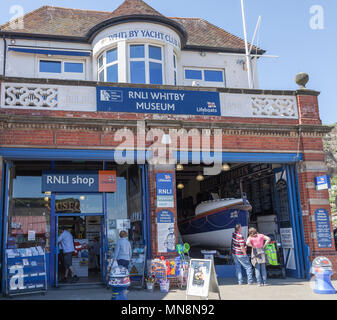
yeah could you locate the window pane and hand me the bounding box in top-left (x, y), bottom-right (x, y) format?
top-left (185, 69), bottom-right (202, 80)
top-left (149, 45), bottom-right (162, 60)
top-left (204, 70), bottom-right (224, 82)
top-left (64, 62), bottom-right (83, 73)
top-left (98, 55), bottom-right (103, 68)
top-left (107, 64), bottom-right (118, 83)
top-left (55, 194), bottom-right (103, 214)
top-left (174, 71), bottom-right (177, 86)
top-left (106, 48), bottom-right (118, 64)
top-left (130, 61), bottom-right (146, 84)
top-left (39, 60), bottom-right (61, 73)
top-left (99, 70), bottom-right (104, 82)
top-left (149, 62), bottom-right (163, 85)
top-left (130, 45), bottom-right (145, 59)
top-left (173, 55), bottom-right (176, 68)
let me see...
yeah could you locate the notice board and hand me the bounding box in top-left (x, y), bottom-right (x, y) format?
top-left (314, 208), bottom-right (333, 248)
top-left (186, 259), bottom-right (221, 300)
top-left (6, 247), bottom-right (47, 296)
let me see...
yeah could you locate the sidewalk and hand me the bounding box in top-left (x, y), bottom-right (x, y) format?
top-left (2, 278), bottom-right (337, 300)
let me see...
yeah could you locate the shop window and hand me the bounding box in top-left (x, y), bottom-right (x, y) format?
top-left (129, 44), bottom-right (163, 85)
top-left (8, 162), bottom-right (51, 252)
top-left (55, 194), bottom-right (103, 214)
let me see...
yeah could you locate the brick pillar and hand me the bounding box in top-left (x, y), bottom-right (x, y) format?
top-left (297, 160), bottom-right (337, 278)
top-left (148, 164), bottom-right (178, 259)
top-left (297, 90), bottom-right (321, 125)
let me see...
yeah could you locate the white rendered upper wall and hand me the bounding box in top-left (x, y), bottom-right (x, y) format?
top-left (0, 21), bottom-right (260, 89)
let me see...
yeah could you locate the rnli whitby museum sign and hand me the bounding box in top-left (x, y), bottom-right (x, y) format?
top-left (97, 86), bottom-right (221, 116)
top-left (42, 171), bottom-right (116, 193)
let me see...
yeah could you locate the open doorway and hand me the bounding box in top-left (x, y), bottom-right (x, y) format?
top-left (57, 215), bottom-right (102, 285)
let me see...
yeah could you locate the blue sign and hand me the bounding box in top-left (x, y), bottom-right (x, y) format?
top-left (42, 171), bottom-right (116, 193)
top-left (6, 247), bottom-right (47, 295)
top-left (314, 209), bottom-right (333, 248)
top-left (156, 173), bottom-right (174, 208)
top-left (315, 175), bottom-right (331, 191)
top-left (97, 86), bottom-right (221, 116)
top-left (157, 210), bottom-right (175, 223)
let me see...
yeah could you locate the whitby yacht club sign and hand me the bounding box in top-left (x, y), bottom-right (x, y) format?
top-left (95, 29), bottom-right (180, 50)
top-left (97, 86), bottom-right (221, 116)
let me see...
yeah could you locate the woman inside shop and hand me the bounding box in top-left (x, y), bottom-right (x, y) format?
top-left (113, 230), bottom-right (132, 269)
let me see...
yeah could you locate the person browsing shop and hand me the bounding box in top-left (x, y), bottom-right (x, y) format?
top-left (58, 226), bottom-right (79, 283)
top-left (113, 230), bottom-right (132, 269)
top-left (246, 227), bottom-right (271, 286)
top-left (231, 224), bottom-right (254, 285)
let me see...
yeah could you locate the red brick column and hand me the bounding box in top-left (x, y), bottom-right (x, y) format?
top-left (147, 164), bottom-right (178, 259)
top-left (297, 90), bottom-right (321, 125)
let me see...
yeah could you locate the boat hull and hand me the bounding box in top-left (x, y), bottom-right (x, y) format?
top-left (178, 208), bottom-right (249, 249)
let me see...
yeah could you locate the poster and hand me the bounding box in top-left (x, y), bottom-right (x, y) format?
top-left (186, 259), bottom-right (221, 299)
top-left (280, 228), bottom-right (294, 249)
top-left (156, 173), bottom-right (174, 208)
top-left (28, 230), bottom-right (36, 241)
top-left (314, 209), bottom-right (333, 248)
top-left (157, 210), bottom-right (175, 253)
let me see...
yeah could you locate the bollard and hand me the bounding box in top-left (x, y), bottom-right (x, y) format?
top-left (311, 257), bottom-right (336, 295)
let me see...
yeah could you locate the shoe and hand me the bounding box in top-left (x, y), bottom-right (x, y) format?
top-left (71, 275), bottom-right (79, 283)
top-left (247, 282), bottom-right (254, 285)
top-left (263, 283), bottom-right (269, 286)
top-left (238, 282), bottom-right (243, 285)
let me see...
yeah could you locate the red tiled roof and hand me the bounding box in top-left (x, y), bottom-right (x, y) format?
top-left (0, 1), bottom-right (263, 53)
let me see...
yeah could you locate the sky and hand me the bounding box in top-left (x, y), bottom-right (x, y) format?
top-left (0, 0), bottom-right (336, 125)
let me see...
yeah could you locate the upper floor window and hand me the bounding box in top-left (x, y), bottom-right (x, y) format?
top-left (129, 44), bottom-right (163, 85)
top-left (39, 60), bottom-right (84, 78)
top-left (97, 48), bottom-right (118, 83)
top-left (184, 68), bottom-right (225, 87)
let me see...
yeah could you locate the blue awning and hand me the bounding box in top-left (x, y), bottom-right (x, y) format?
top-left (8, 47), bottom-right (91, 57)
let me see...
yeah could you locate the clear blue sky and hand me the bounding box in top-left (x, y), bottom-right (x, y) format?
top-left (0, 0), bottom-right (336, 125)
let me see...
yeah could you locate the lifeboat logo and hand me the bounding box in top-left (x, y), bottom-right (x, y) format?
top-left (98, 170), bottom-right (117, 192)
top-left (207, 102), bottom-right (216, 108)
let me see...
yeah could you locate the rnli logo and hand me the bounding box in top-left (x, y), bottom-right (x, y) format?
top-left (100, 89), bottom-right (123, 103)
top-left (207, 102), bottom-right (216, 108)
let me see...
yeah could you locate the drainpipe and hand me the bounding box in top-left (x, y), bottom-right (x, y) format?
top-left (2, 36), bottom-right (7, 76)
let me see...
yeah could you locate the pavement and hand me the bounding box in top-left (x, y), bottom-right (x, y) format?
top-left (1, 277), bottom-right (337, 300)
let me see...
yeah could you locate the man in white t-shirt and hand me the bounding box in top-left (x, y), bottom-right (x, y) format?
top-left (58, 226), bottom-right (79, 283)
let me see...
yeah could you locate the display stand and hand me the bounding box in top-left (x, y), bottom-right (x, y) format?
top-left (5, 247), bottom-right (47, 297)
top-left (129, 245), bottom-right (146, 288)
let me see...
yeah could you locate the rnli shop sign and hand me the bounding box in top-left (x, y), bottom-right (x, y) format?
top-left (156, 173), bottom-right (174, 208)
top-left (97, 86), bottom-right (221, 116)
top-left (42, 171), bottom-right (116, 193)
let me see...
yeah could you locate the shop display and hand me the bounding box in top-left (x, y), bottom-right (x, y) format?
top-left (128, 245), bottom-right (146, 288)
top-left (73, 239), bottom-right (89, 277)
top-left (6, 246), bottom-right (47, 296)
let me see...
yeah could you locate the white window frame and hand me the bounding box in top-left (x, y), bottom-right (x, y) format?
top-left (97, 47), bottom-right (118, 83)
top-left (38, 58), bottom-right (85, 80)
top-left (128, 43), bottom-right (164, 85)
top-left (183, 67), bottom-right (226, 87)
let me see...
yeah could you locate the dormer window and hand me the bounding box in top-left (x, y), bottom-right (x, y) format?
top-left (129, 44), bottom-right (163, 85)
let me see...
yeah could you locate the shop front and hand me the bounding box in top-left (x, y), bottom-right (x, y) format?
top-left (0, 155), bottom-right (149, 291)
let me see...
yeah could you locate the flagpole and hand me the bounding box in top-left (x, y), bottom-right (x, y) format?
top-left (240, 0), bottom-right (253, 89)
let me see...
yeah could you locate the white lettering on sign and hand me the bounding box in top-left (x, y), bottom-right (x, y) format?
top-left (71, 176), bottom-right (95, 187)
top-left (9, 265), bottom-right (24, 290)
top-left (101, 29), bottom-right (180, 49)
top-left (46, 175), bottom-right (95, 187)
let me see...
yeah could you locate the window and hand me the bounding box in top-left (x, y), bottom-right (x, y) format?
top-left (64, 62), bottom-right (83, 73)
top-left (173, 54), bottom-right (177, 86)
top-left (97, 48), bottom-right (118, 83)
top-left (39, 60), bottom-right (62, 73)
top-left (129, 44), bottom-right (163, 85)
top-left (184, 68), bottom-right (225, 87)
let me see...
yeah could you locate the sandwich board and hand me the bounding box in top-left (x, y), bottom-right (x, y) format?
top-left (186, 259), bottom-right (221, 300)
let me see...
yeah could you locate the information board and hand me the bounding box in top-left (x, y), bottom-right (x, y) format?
top-left (157, 210), bottom-right (176, 253)
top-left (314, 208), bottom-right (333, 248)
top-left (186, 259), bottom-right (221, 300)
top-left (6, 247), bottom-right (47, 296)
top-left (280, 228), bottom-right (294, 249)
top-left (156, 173), bottom-right (174, 208)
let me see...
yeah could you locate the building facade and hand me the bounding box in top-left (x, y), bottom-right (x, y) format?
top-left (0, 0), bottom-right (334, 292)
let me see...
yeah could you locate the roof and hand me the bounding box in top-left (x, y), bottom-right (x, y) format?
top-left (0, 0), bottom-right (264, 53)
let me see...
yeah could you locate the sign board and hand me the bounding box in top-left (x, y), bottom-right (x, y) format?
top-left (280, 228), bottom-right (294, 249)
top-left (6, 247), bottom-right (47, 296)
top-left (186, 259), bottom-right (221, 300)
top-left (156, 173), bottom-right (174, 208)
top-left (315, 175), bottom-right (331, 191)
top-left (42, 171), bottom-right (116, 193)
top-left (314, 209), bottom-right (333, 248)
top-left (97, 86), bottom-right (221, 116)
top-left (157, 210), bottom-right (176, 253)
